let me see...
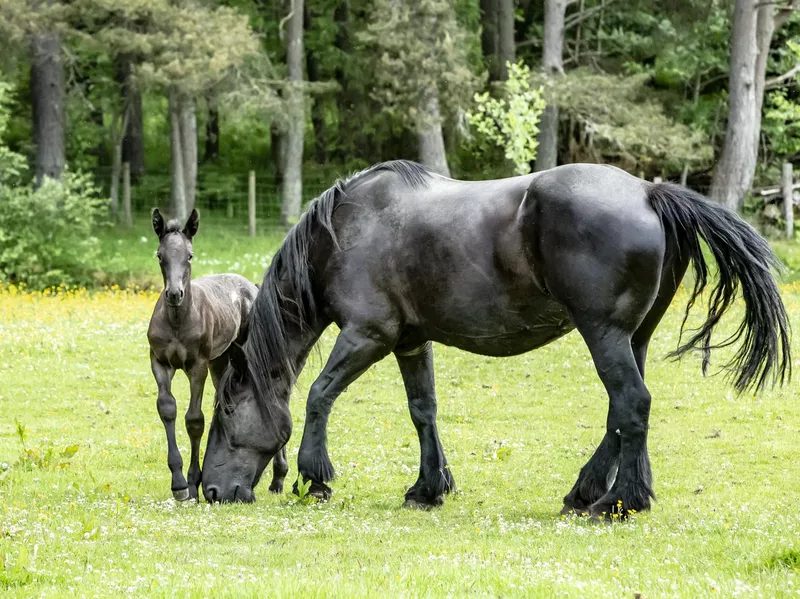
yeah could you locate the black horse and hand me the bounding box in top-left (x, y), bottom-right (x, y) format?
top-left (148, 208), bottom-right (288, 501)
top-left (201, 161), bottom-right (790, 517)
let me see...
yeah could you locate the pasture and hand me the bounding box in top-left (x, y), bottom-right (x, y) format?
top-left (1, 218), bottom-right (800, 597)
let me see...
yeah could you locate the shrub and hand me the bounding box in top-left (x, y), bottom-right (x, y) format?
top-left (0, 80), bottom-right (107, 288)
top-left (0, 172), bottom-right (108, 288)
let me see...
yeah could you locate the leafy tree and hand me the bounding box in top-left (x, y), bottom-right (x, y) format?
top-left (467, 62), bottom-right (546, 174)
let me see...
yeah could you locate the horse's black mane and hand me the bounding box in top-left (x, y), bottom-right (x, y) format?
top-left (219, 160), bottom-right (431, 431)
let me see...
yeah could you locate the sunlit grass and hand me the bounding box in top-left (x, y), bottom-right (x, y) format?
top-left (1, 264), bottom-right (799, 596)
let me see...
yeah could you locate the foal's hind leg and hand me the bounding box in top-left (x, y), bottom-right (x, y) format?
top-left (269, 446), bottom-right (289, 494)
top-left (185, 360), bottom-right (208, 500)
top-left (295, 325), bottom-right (395, 500)
top-left (151, 354), bottom-right (189, 500)
top-left (395, 342), bottom-right (455, 509)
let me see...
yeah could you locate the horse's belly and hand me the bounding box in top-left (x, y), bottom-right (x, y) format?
top-left (421, 300), bottom-right (575, 357)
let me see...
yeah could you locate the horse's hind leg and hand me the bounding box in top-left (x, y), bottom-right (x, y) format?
top-left (151, 354), bottom-right (189, 500)
top-left (295, 324), bottom-right (395, 500)
top-left (185, 361), bottom-right (208, 500)
top-left (561, 254), bottom-right (687, 515)
top-left (269, 446), bottom-right (289, 494)
top-left (395, 342), bottom-right (455, 509)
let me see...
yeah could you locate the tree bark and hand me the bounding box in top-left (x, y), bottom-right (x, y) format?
top-left (204, 101), bottom-right (220, 163)
top-left (710, 0), bottom-right (759, 211)
top-left (118, 56), bottom-right (145, 180)
top-left (281, 0), bottom-right (305, 228)
top-left (481, 0), bottom-right (500, 81)
top-left (535, 0), bottom-right (567, 172)
top-left (30, 28), bottom-right (64, 186)
top-left (416, 89), bottom-right (450, 177)
top-left (169, 86), bottom-right (187, 222)
top-left (305, 3), bottom-right (327, 164)
top-left (180, 96), bottom-right (197, 214)
top-left (497, 0), bottom-right (516, 80)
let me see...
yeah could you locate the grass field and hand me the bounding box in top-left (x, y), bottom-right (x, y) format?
top-left (1, 218), bottom-right (800, 597)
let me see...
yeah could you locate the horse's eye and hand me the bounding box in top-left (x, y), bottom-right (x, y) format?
top-left (188, 253), bottom-right (194, 262)
top-left (156, 253), bottom-right (163, 262)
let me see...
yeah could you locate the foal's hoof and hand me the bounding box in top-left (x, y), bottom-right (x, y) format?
top-left (403, 495), bottom-right (444, 510)
top-left (268, 481), bottom-right (284, 494)
top-left (173, 487), bottom-right (191, 502)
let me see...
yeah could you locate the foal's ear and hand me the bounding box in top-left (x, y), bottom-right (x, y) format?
top-left (228, 342), bottom-right (248, 378)
top-left (152, 208), bottom-right (166, 239)
top-left (183, 209), bottom-right (199, 239)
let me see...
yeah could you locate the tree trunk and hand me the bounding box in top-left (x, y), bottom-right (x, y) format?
top-left (481, 0), bottom-right (500, 81)
top-left (710, 0), bottom-right (758, 211)
top-left (416, 89), bottom-right (450, 177)
top-left (180, 96), bottom-right (197, 214)
top-left (497, 0), bottom-right (515, 80)
top-left (122, 162), bottom-right (132, 228)
top-left (118, 56), bottom-right (145, 180)
top-left (169, 86), bottom-right (187, 222)
top-left (305, 3), bottom-right (328, 164)
top-left (281, 0), bottom-right (305, 228)
top-left (30, 29), bottom-right (64, 186)
top-left (204, 100), bottom-right (220, 163)
top-left (535, 0), bottom-right (567, 172)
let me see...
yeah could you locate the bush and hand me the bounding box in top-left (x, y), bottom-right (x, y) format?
top-left (0, 171), bottom-right (108, 288)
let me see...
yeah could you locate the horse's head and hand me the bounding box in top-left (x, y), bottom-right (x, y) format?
top-left (202, 343), bottom-right (292, 503)
top-left (152, 208), bottom-right (198, 307)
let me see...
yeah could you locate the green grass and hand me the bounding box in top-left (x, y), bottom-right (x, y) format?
top-left (1, 226), bottom-right (800, 597)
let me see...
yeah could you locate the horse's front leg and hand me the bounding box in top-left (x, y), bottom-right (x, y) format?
top-left (295, 325), bottom-right (393, 500)
top-left (395, 342), bottom-right (454, 509)
top-left (185, 360), bottom-right (208, 501)
top-left (151, 353), bottom-right (189, 500)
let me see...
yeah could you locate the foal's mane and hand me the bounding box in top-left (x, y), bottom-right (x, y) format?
top-left (220, 160), bottom-right (431, 431)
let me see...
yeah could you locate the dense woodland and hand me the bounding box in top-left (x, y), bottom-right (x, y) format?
top-left (1, 0), bottom-right (800, 245)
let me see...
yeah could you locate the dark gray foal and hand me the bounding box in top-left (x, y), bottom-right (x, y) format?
top-left (147, 208), bottom-right (288, 500)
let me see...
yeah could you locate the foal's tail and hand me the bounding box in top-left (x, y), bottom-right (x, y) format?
top-left (647, 182), bottom-right (791, 393)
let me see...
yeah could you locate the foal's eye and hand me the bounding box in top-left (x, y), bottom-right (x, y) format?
top-left (188, 253), bottom-right (194, 262)
top-left (156, 253), bottom-right (163, 263)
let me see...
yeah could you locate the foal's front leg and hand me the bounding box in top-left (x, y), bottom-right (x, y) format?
top-left (185, 360), bottom-right (208, 501)
top-left (395, 343), bottom-right (455, 508)
top-left (151, 354), bottom-right (189, 500)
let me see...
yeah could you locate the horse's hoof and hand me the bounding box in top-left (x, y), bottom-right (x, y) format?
top-left (269, 482), bottom-right (284, 494)
top-left (560, 505), bottom-right (589, 518)
top-left (403, 496), bottom-right (443, 510)
top-left (173, 488), bottom-right (191, 502)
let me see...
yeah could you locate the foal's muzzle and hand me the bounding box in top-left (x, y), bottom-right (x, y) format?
top-left (166, 288), bottom-right (184, 307)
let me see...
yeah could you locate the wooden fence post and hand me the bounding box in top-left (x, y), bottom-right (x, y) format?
top-left (782, 161), bottom-right (793, 240)
top-left (248, 170), bottom-right (256, 238)
top-left (122, 162), bottom-right (132, 228)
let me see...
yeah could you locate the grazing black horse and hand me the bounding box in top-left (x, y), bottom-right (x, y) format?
top-left (201, 161), bottom-right (790, 517)
top-left (147, 208), bottom-right (288, 500)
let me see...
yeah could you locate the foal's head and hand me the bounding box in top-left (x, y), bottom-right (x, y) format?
top-left (152, 208), bottom-right (199, 307)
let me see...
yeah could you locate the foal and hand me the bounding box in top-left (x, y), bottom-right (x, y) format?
top-left (147, 208), bottom-right (288, 500)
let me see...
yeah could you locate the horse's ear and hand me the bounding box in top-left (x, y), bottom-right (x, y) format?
top-left (183, 209), bottom-right (199, 239)
top-left (228, 342), bottom-right (248, 378)
top-left (152, 208), bottom-right (165, 239)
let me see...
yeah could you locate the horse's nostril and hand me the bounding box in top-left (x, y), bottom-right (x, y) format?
top-left (204, 485), bottom-right (220, 503)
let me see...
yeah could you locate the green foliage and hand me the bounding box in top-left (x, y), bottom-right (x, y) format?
top-left (541, 69), bottom-right (713, 172)
top-left (764, 89), bottom-right (800, 157)
top-left (360, 0), bottom-right (482, 126)
top-left (0, 171), bottom-right (107, 288)
top-left (467, 62), bottom-right (546, 175)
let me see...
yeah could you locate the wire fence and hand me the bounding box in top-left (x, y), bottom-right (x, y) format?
top-left (95, 167), bottom-right (334, 234)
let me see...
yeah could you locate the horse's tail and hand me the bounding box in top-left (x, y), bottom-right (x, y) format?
top-left (647, 182), bottom-right (791, 393)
